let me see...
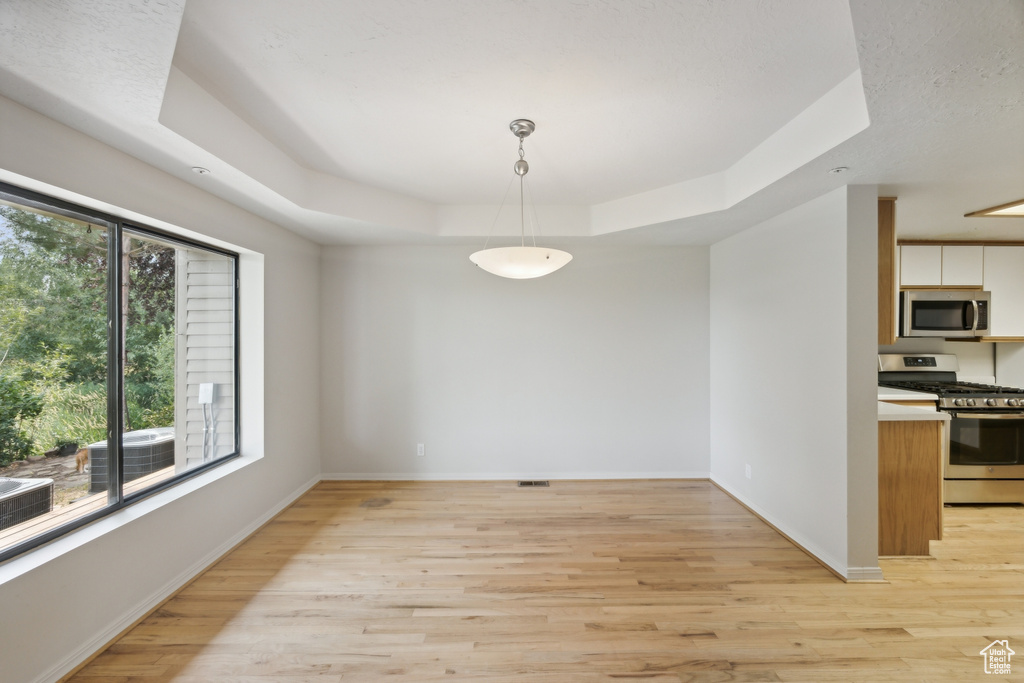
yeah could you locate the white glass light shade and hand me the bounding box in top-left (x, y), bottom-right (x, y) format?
top-left (469, 246), bottom-right (573, 279)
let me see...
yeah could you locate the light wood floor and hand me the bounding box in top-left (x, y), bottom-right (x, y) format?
top-left (67, 480), bottom-right (1024, 682)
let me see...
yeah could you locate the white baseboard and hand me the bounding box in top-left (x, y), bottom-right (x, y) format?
top-left (709, 474), bottom-right (868, 581)
top-left (846, 566), bottom-right (886, 582)
top-left (40, 473), bottom-right (321, 683)
top-left (321, 471), bottom-right (711, 481)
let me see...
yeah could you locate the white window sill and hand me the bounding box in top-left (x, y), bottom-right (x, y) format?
top-left (0, 453), bottom-right (255, 586)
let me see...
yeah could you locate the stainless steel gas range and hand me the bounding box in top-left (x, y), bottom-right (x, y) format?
top-left (879, 353), bottom-right (1024, 504)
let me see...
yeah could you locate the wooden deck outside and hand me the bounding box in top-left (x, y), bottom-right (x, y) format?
top-left (64, 479), bottom-right (1024, 681)
top-left (0, 466), bottom-right (175, 550)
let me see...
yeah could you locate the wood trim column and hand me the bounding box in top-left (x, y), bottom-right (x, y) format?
top-left (878, 197), bottom-right (897, 345)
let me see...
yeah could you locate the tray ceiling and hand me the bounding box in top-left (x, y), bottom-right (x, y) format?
top-left (0, 0), bottom-right (1021, 244)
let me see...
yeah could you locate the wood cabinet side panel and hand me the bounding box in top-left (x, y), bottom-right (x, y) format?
top-left (878, 420), bottom-right (942, 556)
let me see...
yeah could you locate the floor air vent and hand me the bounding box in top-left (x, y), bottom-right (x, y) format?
top-left (517, 480), bottom-right (550, 487)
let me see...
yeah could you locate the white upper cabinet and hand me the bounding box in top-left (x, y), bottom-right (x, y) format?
top-left (900, 244), bottom-right (984, 287)
top-left (983, 246), bottom-right (1024, 337)
top-left (941, 245), bottom-right (984, 286)
top-left (900, 245), bottom-right (942, 285)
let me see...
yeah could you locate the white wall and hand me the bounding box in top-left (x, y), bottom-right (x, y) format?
top-left (0, 95), bottom-right (322, 683)
top-left (996, 344), bottom-right (1024, 388)
top-left (320, 245), bottom-right (710, 479)
top-left (710, 186), bottom-right (879, 579)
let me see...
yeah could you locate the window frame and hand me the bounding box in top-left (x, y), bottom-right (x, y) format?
top-left (0, 181), bottom-right (241, 563)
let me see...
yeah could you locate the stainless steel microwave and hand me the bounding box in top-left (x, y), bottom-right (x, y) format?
top-left (901, 290), bottom-right (990, 338)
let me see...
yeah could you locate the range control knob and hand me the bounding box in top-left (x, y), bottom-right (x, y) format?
top-left (967, 399), bottom-right (977, 406)
top-left (985, 398), bottom-right (998, 407)
top-left (1009, 399), bottom-right (1020, 407)
top-left (953, 398), bottom-right (966, 407)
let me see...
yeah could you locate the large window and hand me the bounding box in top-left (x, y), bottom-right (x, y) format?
top-left (0, 183), bottom-right (238, 561)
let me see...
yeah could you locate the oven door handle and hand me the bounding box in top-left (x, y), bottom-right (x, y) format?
top-left (951, 411), bottom-right (1024, 419)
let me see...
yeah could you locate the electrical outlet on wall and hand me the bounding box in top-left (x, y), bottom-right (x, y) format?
top-left (417, 443), bottom-right (425, 457)
top-left (744, 464), bottom-right (752, 480)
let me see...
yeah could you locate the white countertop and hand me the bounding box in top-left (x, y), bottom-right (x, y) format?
top-left (878, 400), bottom-right (949, 422)
top-left (877, 386), bottom-right (939, 402)
top-left (878, 385), bottom-right (946, 421)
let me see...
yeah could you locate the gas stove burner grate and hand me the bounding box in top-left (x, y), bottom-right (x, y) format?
top-left (879, 380), bottom-right (1024, 396)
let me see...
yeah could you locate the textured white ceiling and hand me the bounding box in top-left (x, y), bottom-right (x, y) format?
top-left (0, 0), bottom-right (1021, 245)
top-left (173, 0), bottom-right (859, 206)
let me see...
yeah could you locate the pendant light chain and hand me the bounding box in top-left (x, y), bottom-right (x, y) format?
top-left (518, 136), bottom-right (527, 247)
top-left (468, 119), bottom-right (572, 279)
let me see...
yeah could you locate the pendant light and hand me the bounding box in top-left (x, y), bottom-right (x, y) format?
top-left (470, 120), bottom-right (572, 279)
